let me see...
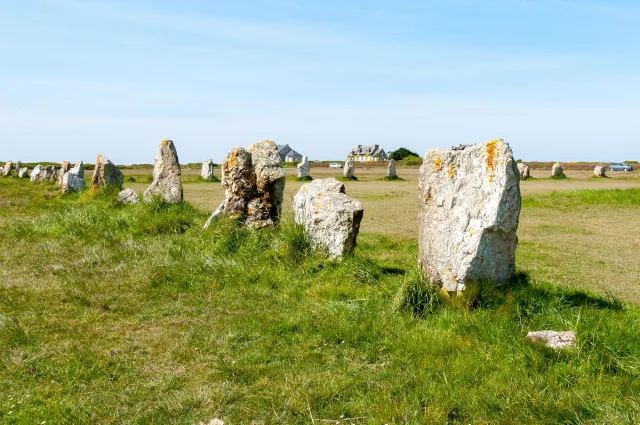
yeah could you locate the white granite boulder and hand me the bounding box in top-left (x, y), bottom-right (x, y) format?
top-left (387, 159), bottom-right (397, 178)
top-left (30, 165), bottom-right (44, 182)
top-left (205, 140), bottom-right (286, 229)
top-left (201, 159), bottom-right (215, 180)
top-left (594, 165), bottom-right (607, 177)
top-left (92, 154), bottom-right (124, 191)
top-left (517, 163), bottom-right (531, 179)
top-left (551, 162), bottom-right (565, 178)
top-left (58, 161), bottom-right (71, 186)
top-left (119, 188), bottom-right (140, 204)
top-left (293, 178), bottom-right (364, 259)
top-left (144, 139), bottom-right (183, 204)
top-left (297, 156), bottom-right (311, 179)
top-left (2, 161), bottom-right (14, 176)
top-left (18, 167), bottom-right (29, 178)
top-left (526, 331), bottom-right (576, 350)
top-left (62, 161), bottom-right (85, 193)
top-left (418, 139), bottom-right (522, 292)
top-left (343, 159), bottom-right (355, 179)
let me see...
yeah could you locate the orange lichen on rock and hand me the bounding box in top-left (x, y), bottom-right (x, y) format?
top-left (435, 157), bottom-right (442, 171)
top-left (447, 163), bottom-right (457, 180)
top-left (485, 139), bottom-right (501, 182)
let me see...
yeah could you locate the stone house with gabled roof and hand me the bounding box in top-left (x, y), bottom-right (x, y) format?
top-left (277, 144), bottom-right (304, 163)
top-left (348, 145), bottom-right (388, 162)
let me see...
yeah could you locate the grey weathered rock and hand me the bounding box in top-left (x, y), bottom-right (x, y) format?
top-left (18, 167), bottom-right (29, 178)
top-left (526, 331), bottom-right (576, 350)
top-left (62, 161), bottom-right (85, 193)
top-left (517, 163), bottom-right (530, 179)
top-left (387, 159), bottom-right (397, 178)
top-left (13, 161), bottom-right (22, 177)
top-left (205, 140), bottom-right (286, 229)
top-left (418, 139), bottom-right (522, 292)
top-left (201, 159), bottom-right (215, 180)
top-left (2, 160), bottom-right (13, 176)
top-left (144, 139), bottom-right (183, 204)
top-left (92, 154), bottom-right (124, 191)
top-left (297, 156), bottom-right (310, 179)
top-left (58, 161), bottom-right (71, 186)
top-left (551, 162), bottom-right (564, 177)
top-left (30, 165), bottom-right (44, 182)
top-left (293, 178), bottom-right (364, 259)
top-left (594, 165), bottom-right (607, 177)
top-left (343, 159), bottom-right (355, 178)
top-left (119, 188), bottom-right (140, 204)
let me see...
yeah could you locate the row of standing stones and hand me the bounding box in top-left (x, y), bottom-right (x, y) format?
top-left (2, 140), bottom-right (585, 348)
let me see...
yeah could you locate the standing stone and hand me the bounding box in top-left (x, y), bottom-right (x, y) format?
top-left (92, 154), bottom-right (124, 191)
top-left (551, 162), bottom-right (564, 178)
top-left (119, 188), bottom-right (140, 204)
top-left (205, 140), bottom-right (286, 229)
top-left (387, 159), bottom-right (397, 178)
top-left (2, 161), bottom-right (13, 177)
top-left (297, 156), bottom-right (310, 179)
top-left (526, 331), bottom-right (576, 350)
top-left (43, 165), bottom-right (57, 182)
top-left (18, 167), bottom-right (29, 178)
top-left (62, 161), bottom-right (85, 193)
top-left (418, 139), bottom-right (522, 293)
top-left (30, 165), bottom-right (44, 182)
top-left (594, 165), bottom-right (607, 177)
top-left (201, 159), bottom-right (215, 180)
top-left (517, 163), bottom-right (531, 179)
top-left (58, 161), bottom-right (71, 186)
top-left (343, 159), bottom-right (355, 179)
top-left (293, 178), bottom-right (364, 259)
top-left (144, 139), bottom-right (183, 204)
top-left (13, 161), bottom-right (22, 177)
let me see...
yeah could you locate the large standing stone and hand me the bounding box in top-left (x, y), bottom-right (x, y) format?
top-left (205, 140), bottom-right (286, 229)
top-left (551, 162), bottom-right (565, 178)
top-left (43, 165), bottom-right (57, 182)
top-left (297, 156), bottom-right (310, 179)
top-left (119, 188), bottom-right (140, 204)
top-left (594, 165), bottom-right (607, 177)
top-left (62, 161), bottom-right (85, 193)
top-left (30, 165), bottom-right (44, 182)
top-left (293, 178), bottom-right (364, 259)
top-left (387, 159), bottom-right (397, 178)
top-left (2, 161), bottom-right (13, 177)
top-left (343, 159), bottom-right (355, 179)
top-left (201, 159), bottom-right (215, 180)
top-left (13, 161), bottom-right (22, 177)
top-left (418, 139), bottom-right (522, 292)
top-left (526, 331), bottom-right (576, 350)
top-left (18, 167), bottom-right (29, 178)
top-left (58, 161), bottom-right (71, 186)
top-left (517, 163), bottom-right (531, 179)
top-left (92, 154), bottom-right (124, 191)
top-left (144, 139), bottom-right (183, 204)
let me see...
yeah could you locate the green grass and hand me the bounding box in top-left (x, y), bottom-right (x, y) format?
top-left (337, 176), bottom-right (358, 182)
top-left (1, 180), bottom-right (640, 423)
top-left (124, 174), bottom-right (220, 184)
top-left (523, 188), bottom-right (640, 208)
top-left (550, 174), bottom-right (569, 180)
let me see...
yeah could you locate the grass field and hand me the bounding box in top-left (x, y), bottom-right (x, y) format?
top-left (1, 169), bottom-right (640, 424)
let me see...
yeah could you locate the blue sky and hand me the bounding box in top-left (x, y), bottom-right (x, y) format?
top-left (1, 0), bottom-right (639, 164)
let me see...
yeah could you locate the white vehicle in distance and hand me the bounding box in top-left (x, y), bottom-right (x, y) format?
top-left (329, 162), bottom-right (343, 169)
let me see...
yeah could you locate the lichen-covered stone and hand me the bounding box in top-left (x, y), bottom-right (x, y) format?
top-left (17, 167), bottom-right (29, 178)
top-left (293, 178), bottom-right (364, 259)
top-left (201, 159), bottom-right (215, 180)
top-left (205, 140), bottom-right (286, 229)
top-left (144, 139), bottom-right (183, 204)
top-left (343, 159), bottom-right (355, 178)
top-left (58, 161), bottom-right (71, 186)
top-left (2, 160), bottom-right (13, 176)
top-left (387, 159), bottom-right (397, 178)
top-left (517, 163), bottom-right (530, 179)
top-left (43, 165), bottom-right (57, 182)
top-left (119, 188), bottom-right (140, 204)
top-left (594, 165), bottom-right (607, 177)
top-left (30, 165), bottom-right (44, 182)
top-left (62, 161), bottom-right (85, 193)
top-left (92, 154), bottom-right (124, 191)
top-left (418, 139), bottom-right (521, 292)
top-left (297, 156), bottom-right (310, 179)
top-left (551, 162), bottom-right (564, 177)
top-left (527, 331), bottom-right (576, 350)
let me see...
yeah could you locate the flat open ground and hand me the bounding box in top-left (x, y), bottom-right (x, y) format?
top-left (1, 169), bottom-right (640, 424)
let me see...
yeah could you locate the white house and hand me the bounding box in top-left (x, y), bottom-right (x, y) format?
top-left (348, 145), bottom-right (388, 162)
top-left (277, 144), bottom-right (304, 163)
